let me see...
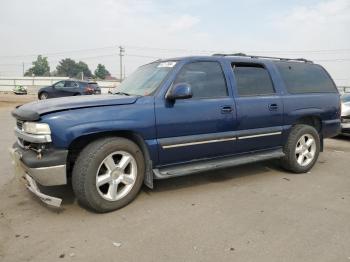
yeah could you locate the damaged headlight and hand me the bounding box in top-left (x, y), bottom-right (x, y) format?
top-left (23, 122), bottom-right (51, 135)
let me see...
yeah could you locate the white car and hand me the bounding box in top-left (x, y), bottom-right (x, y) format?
top-left (341, 94), bottom-right (350, 135)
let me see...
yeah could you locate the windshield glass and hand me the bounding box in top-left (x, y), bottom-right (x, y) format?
top-left (116, 61), bottom-right (176, 96)
top-left (341, 94), bottom-right (350, 103)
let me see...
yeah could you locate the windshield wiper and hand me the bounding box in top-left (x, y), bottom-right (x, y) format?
top-left (114, 91), bottom-right (131, 96)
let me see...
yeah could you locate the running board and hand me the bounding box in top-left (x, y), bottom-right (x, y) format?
top-left (153, 149), bottom-right (284, 179)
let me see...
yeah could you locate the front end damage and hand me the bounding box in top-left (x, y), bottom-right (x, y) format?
top-left (10, 119), bottom-right (68, 207)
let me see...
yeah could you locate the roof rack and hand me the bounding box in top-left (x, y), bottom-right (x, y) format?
top-left (212, 53), bottom-right (313, 63)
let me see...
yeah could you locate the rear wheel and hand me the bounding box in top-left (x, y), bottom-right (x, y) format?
top-left (281, 124), bottom-right (320, 173)
top-left (72, 137), bottom-right (145, 213)
top-left (39, 92), bottom-right (48, 100)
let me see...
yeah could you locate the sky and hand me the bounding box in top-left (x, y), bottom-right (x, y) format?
top-left (0, 0), bottom-right (349, 85)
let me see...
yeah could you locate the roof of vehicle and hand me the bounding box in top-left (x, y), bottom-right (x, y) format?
top-left (67, 80), bottom-right (99, 84)
top-left (155, 54), bottom-right (314, 65)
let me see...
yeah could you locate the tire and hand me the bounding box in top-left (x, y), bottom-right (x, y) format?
top-left (72, 137), bottom-right (145, 213)
top-left (281, 124), bottom-right (320, 173)
top-left (39, 92), bottom-right (48, 100)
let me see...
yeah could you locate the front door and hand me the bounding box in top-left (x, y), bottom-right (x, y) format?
top-left (155, 61), bottom-right (237, 166)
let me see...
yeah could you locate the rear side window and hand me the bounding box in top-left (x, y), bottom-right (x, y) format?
top-left (275, 62), bottom-right (336, 94)
top-left (232, 64), bottom-right (275, 96)
top-left (174, 61), bottom-right (228, 98)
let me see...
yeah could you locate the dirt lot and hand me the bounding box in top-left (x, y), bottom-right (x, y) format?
top-left (0, 96), bottom-right (350, 262)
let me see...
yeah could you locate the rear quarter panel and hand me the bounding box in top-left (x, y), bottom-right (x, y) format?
top-left (282, 93), bottom-right (341, 138)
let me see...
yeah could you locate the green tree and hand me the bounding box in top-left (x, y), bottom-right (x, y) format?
top-left (24, 55), bottom-right (50, 76)
top-left (56, 59), bottom-right (92, 78)
top-left (94, 64), bottom-right (111, 79)
top-left (56, 58), bottom-right (79, 77)
top-left (77, 61), bottom-right (92, 78)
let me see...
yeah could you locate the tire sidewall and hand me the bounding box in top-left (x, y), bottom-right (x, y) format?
top-left (288, 125), bottom-right (320, 173)
top-left (74, 138), bottom-right (145, 212)
top-left (40, 92), bottom-right (48, 100)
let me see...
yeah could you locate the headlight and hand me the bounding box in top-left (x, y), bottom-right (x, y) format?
top-left (23, 122), bottom-right (51, 135)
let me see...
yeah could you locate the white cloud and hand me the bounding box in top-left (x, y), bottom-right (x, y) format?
top-left (270, 0), bottom-right (350, 85)
top-left (283, 0), bottom-right (349, 24)
top-left (168, 14), bottom-right (200, 32)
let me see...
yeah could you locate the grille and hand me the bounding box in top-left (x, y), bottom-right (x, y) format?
top-left (16, 120), bottom-right (24, 130)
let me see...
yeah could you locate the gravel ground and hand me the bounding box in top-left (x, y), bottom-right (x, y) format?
top-left (0, 99), bottom-right (350, 262)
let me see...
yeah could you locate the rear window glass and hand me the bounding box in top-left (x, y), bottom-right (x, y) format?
top-left (275, 62), bottom-right (336, 94)
top-left (89, 83), bottom-right (99, 88)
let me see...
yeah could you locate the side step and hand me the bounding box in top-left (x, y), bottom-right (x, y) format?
top-left (153, 149), bottom-right (284, 179)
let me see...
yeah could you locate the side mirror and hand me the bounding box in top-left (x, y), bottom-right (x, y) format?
top-left (166, 83), bottom-right (192, 101)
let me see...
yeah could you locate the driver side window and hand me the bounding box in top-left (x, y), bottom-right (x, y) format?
top-left (173, 61), bottom-right (228, 99)
top-left (54, 81), bottom-right (65, 89)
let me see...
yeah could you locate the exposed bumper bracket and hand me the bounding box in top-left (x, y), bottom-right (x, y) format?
top-left (24, 174), bottom-right (62, 207)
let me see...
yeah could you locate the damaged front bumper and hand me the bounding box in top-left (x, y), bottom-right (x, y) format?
top-left (9, 145), bottom-right (68, 207)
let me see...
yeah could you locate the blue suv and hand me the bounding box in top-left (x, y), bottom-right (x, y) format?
top-left (10, 55), bottom-right (341, 212)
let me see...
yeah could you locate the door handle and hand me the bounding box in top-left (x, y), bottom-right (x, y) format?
top-left (221, 106), bottom-right (233, 114)
top-left (268, 103), bottom-right (279, 111)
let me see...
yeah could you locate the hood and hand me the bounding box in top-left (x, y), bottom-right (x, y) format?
top-left (12, 95), bottom-right (139, 121)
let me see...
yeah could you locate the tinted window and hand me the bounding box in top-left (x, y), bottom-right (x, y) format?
top-left (174, 61), bottom-right (228, 98)
top-left (232, 64), bottom-right (275, 96)
top-left (276, 62), bottom-right (336, 94)
top-left (54, 81), bottom-right (65, 88)
top-left (64, 81), bottom-right (77, 87)
top-left (89, 83), bottom-right (99, 89)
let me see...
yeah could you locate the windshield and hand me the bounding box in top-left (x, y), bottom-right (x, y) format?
top-left (341, 94), bottom-right (350, 103)
top-left (116, 61), bottom-right (176, 96)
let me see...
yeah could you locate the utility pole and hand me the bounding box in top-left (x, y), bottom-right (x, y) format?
top-left (119, 46), bottom-right (125, 81)
top-left (22, 62), bottom-right (25, 76)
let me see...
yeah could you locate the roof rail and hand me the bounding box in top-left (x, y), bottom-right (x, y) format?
top-left (212, 53), bottom-right (313, 63)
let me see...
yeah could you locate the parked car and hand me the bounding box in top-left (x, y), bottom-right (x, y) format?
top-left (38, 80), bottom-right (101, 100)
top-left (341, 93), bottom-right (350, 135)
top-left (10, 55), bottom-right (341, 212)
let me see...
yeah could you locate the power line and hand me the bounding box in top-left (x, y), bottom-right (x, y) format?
top-left (1, 44), bottom-right (350, 59)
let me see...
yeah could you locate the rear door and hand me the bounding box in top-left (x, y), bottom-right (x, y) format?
top-left (155, 60), bottom-right (237, 166)
top-left (63, 80), bottom-right (80, 96)
top-left (231, 62), bottom-right (284, 152)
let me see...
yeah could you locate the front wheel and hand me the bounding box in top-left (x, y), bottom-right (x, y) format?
top-left (281, 124), bottom-right (320, 173)
top-left (72, 137), bottom-right (145, 212)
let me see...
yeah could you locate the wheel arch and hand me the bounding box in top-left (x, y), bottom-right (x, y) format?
top-left (67, 130), bottom-right (154, 188)
top-left (292, 115), bottom-right (323, 151)
top-left (38, 90), bottom-right (48, 99)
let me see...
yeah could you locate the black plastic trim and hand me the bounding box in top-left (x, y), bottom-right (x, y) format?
top-left (13, 143), bottom-right (68, 168)
top-left (154, 148), bottom-right (284, 179)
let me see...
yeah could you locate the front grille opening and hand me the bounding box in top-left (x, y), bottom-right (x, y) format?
top-left (16, 120), bottom-right (24, 130)
top-left (341, 116), bottom-right (350, 123)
